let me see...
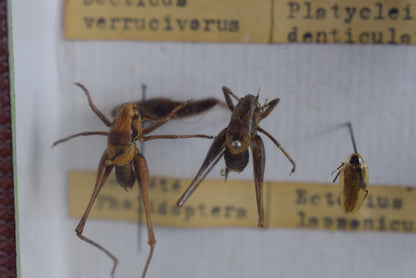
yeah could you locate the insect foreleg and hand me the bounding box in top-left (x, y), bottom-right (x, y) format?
top-left (331, 163), bottom-right (345, 183)
top-left (52, 131), bottom-right (109, 147)
top-left (259, 98), bottom-right (280, 120)
top-left (222, 86), bottom-right (239, 111)
top-left (74, 83), bottom-right (112, 127)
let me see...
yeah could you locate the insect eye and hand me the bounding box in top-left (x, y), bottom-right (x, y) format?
top-left (232, 140), bottom-right (242, 150)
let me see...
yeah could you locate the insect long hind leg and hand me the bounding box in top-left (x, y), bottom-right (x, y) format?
top-left (179, 148), bottom-right (225, 207)
top-left (75, 150), bottom-right (118, 276)
top-left (137, 84), bottom-right (147, 254)
top-left (251, 135), bottom-right (266, 228)
top-left (132, 152), bottom-right (156, 278)
top-left (74, 82), bottom-right (112, 127)
top-left (176, 128), bottom-right (227, 207)
top-left (76, 233), bottom-right (118, 277)
top-left (257, 127), bottom-right (296, 175)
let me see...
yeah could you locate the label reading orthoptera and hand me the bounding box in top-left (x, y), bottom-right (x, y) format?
top-left (65, 0), bottom-right (416, 44)
top-left (69, 171), bottom-right (416, 232)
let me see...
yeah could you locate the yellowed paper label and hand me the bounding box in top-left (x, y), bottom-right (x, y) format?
top-left (64, 0), bottom-right (271, 42)
top-left (273, 1), bottom-right (416, 44)
top-left (69, 171), bottom-right (416, 232)
top-left (65, 0), bottom-right (416, 44)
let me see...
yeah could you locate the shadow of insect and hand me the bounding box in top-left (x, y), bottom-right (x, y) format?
top-left (332, 122), bottom-right (368, 213)
top-left (176, 86), bottom-right (296, 228)
top-left (52, 83), bottom-right (213, 278)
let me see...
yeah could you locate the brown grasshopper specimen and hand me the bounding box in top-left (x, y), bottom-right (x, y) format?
top-left (53, 83), bottom-right (213, 278)
top-left (177, 86), bottom-right (296, 228)
top-left (112, 97), bottom-right (225, 121)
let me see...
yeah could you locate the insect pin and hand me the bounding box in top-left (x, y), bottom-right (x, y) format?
top-left (176, 86), bottom-right (296, 228)
top-left (52, 83), bottom-right (213, 278)
top-left (332, 122), bottom-right (368, 214)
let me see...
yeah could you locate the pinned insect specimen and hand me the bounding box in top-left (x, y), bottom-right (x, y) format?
top-left (53, 83), bottom-right (213, 277)
top-left (111, 85), bottom-right (226, 121)
top-left (176, 86), bottom-right (296, 228)
top-left (332, 122), bottom-right (368, 213)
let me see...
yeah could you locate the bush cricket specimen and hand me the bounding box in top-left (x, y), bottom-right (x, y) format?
top-left (53, 83), bottom-right (213, 277)
top-left (111, 85), bottom-right (226, 121)
top-left (332, 122), bottom-right (368, 213)
top-left (176, 86), bottom-right (296, 228)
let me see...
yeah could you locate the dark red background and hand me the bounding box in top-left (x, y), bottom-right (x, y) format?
top-left (0, 0), bottom-right (16, 277)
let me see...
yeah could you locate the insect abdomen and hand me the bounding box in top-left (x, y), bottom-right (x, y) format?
top-left (225, 148), bottom-right (249, 172)
top-left (115, 164), bottom-right (136, 189)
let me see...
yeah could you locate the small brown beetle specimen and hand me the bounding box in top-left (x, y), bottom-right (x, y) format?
top-left (53, 83), bottom-right (213, 278)
top-left (112, 84), bottom-right (226, 121)
top-left (176, 86), bottom-right (296, 228)
top-left (332, 122), bottom-right (369, 213)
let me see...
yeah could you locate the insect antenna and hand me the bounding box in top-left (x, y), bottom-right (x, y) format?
top-left (347, 122), bottom-right (358, 153)
top-left (255, 87), bottom-right (261, 101)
